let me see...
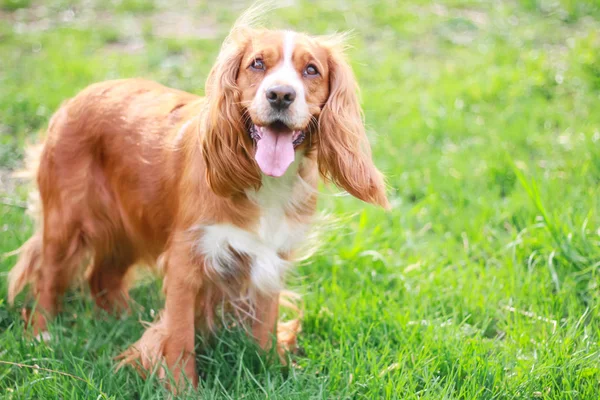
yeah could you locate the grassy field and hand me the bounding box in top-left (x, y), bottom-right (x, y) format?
top-left (1, 0), bottom-right (600, 398)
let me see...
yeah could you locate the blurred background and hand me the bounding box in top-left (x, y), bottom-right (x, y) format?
top-left (1, 0), bottom-right (600, 398)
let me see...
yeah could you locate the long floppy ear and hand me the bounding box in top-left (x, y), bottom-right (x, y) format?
top-left (317, 40), bottom-right (390, 209)
top-left (201, 29), bottom-right (261, 197)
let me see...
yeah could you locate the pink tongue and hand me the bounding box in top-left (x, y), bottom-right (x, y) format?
top-left (255, 127), bottom-right (295, 177)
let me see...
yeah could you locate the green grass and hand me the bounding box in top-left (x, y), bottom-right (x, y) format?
top-left (0, 0), bottom-right (30, 11)
top-left (1, 0), bottom-right (600, 398)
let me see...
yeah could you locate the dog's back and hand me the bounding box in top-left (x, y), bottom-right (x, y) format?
top-left (8, 78), bottom-right (203, 322)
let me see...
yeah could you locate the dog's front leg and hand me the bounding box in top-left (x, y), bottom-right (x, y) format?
top-left (161, 257), bottom-right (200, 389)
top-left (252, 292), bottom-right (280, 350)
top-left (252, 291), bottom-right (302, 363)
top-left (118, 243), bottom-right (200, 390)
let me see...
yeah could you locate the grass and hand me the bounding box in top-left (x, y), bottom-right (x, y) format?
top-left (1, 0), bottom-right (600, 398)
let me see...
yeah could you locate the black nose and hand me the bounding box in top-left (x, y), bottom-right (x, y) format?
top-left (266, 85), bottom-right (296, 110)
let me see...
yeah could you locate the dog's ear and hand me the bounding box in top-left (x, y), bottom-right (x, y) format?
top-left (317, 39), bottom-right (390, 209)
top-left (202, 30), bottom-right (261, 197)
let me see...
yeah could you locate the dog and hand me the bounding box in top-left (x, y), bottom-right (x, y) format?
top-left (7, 5), bottom-right (389, 389)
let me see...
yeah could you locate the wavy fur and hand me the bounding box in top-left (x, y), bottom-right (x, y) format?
top-left (317, 38), bottom-right (390, 209)
top-left (7, 3), bottom-right (389, 392)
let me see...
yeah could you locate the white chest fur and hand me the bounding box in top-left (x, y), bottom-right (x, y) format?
top-left (199, 158), bottom-right (311, 295)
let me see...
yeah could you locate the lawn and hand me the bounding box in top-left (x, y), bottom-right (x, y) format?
top-left (1, 0), bottom-right (600, 398)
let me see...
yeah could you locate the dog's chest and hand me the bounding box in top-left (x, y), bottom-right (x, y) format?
top-left (250, 173), bottom-right (308, 253)
top-left (199, 162), bottom-right (310, 294)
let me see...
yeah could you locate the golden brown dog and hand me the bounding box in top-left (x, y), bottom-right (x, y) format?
top-left (8, 7), bottom-right (389, 389)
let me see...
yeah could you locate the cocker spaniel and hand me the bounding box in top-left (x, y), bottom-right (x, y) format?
top-left (8, 5), bottom-right (389, 389)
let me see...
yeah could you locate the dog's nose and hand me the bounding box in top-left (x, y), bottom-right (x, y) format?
top-left (266, 85), bottom-right (296, 110)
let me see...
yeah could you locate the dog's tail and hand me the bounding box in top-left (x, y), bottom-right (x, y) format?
top-left (7, 141), bottom-right (44, 304)
top-left (12, 142), bottom-right (44, 224)
top-left (7, 232), bottom-right (43, 304)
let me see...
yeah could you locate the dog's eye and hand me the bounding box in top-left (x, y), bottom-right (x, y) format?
top-left (304, 64), bottom-right (319, 77)
top-left (250, 58), bottom-right (266, 71)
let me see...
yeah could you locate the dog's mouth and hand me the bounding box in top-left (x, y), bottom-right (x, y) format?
top-left (249, 120), bottom-right (306, 177)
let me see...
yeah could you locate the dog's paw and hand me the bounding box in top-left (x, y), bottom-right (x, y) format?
top-left (276, 318), bottom-right (301, 363)
top-left (115, 318), bottom-right (198, 390)
top-left (115, 320), bottom-right (169, 379)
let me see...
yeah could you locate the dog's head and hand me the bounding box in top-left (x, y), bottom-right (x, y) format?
top-left (202, 17), bottom-right (389, 209)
